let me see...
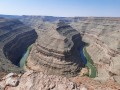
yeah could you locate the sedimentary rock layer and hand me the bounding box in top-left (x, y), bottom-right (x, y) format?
top-left (27, 21), bottom-right (84, 77)
top-left (71, 17), bottom-right (120, 83)
top-left (0, 17), bottom-right (37, 73)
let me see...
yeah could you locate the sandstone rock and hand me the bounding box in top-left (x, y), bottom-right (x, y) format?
top-left (70, 76), bottom-right (120, 90)
top-left (113, 76), bottom-right (120, 84)
top-left (3, 71), bottom-right (81, 90)
top-left (2, 71), bottom-right (120, 90)
top-left (79, 68), bottom-right (89, 76)
top-left (27, 21), bottom-right (84, 77)
top-left (0, 73), bottom-right (21, 89)
top-left (4, 73), bottom-right (20, 86)
top-left (80, 85), bottom-right (88, 90)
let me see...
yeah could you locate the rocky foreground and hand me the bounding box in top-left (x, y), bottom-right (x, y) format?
top-left (0, 70), bottom-right (120, 90)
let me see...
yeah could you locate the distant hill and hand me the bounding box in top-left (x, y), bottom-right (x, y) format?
top-left (0, 14), bottom-right (21, 19)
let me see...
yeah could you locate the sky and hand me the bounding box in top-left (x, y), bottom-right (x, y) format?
top-left (0, 0), bottom-right (120, 17)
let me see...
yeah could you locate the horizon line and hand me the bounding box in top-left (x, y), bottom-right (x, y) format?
top-left (0, 14), bottom-right (120, 18)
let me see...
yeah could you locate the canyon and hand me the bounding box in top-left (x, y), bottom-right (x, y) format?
top-left (26, 21), bottom-right (85, 77)
top-left (0, 17), bottom-right (37, 75)
top-left (0, 15), bottom-right (120, 90)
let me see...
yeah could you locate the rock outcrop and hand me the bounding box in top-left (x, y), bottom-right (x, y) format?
top-left (70, 75), bottom-right (120, 90)
top-left (26, 21), bottom-right (84, 77)
top-left (0, 73), bottom-right (20, 88)
top-left (1, 71), bottom-right (120, 90)
top-left (0, 17), bottom-right (37, 74)
top-left (0, 71), bottom-right (86, 90)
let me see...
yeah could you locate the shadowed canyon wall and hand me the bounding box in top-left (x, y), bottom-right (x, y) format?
top-left (3, 30), bottom-right (37, 65)
top-left (0, 17), bottom-right (37, 73)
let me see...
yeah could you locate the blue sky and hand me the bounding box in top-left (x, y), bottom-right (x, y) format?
top-left (0, 0), bottom-right (120, 17)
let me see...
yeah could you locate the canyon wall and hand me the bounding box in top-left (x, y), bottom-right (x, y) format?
top-left (71, 17), bottom-right (120, 83)
top-left (0, 17), bottom-right (37, 74)
top-left (26, 21), bottom-right (84, 77)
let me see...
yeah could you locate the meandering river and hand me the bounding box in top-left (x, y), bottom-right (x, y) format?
top-left (19, 45), bottom-right (32, 68)
top-left (19, 44), bottom-right (97, 78)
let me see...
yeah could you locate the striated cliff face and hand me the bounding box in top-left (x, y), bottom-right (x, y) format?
top-left (3, 30), bottom-right (37, 65)
top-left (71, 17), bottom-right (120, 83)
top-left (26, 21), bottom-right (84, 77)
top-left (0, 17), bottom-right (37, 74)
